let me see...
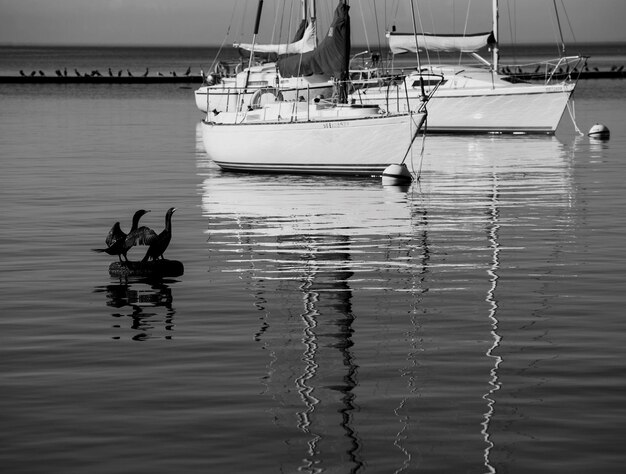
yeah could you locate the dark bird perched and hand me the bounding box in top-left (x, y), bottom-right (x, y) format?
top-left (117, 69), bottom-right (123, 77)
top-left (93, 209), bottom-right (156, 262)
top-left (55, 69), bottom-right (63, 77)
top-left (142, 208), bottom-right (176, 263)
top-left (63, 67), bottom-right (67, 77)
top-left (38, 70), bottom-right (45, 76)
top-left (127, 69), bottom-right (133, 77)
top-left (74, 68), bottom-right (81, 77)
top-left (108, 67), bottom-right (113, 77)
top-left (184, 66), bottom-right (191, 76)
top-left (171, 71), bottom-right (177, 77)
top-left (19, 70), bottom-right (26, 76)
top-left (30, 70), bottom-right (36, 76)
top-left (158, 72), bottom-right (164, 77)
top-left (143, 68), bottom-right (149, 77)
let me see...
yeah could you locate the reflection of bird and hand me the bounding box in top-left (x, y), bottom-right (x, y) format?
top-left (93, 209), bottom-right (156, 262)
top-left (142, 208), bottom-right (176, 262)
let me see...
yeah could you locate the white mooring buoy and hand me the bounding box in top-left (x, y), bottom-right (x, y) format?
top-left (382, 163), bottom-right (413, 186)
top-left (588, 123), bottom-right (610, 139)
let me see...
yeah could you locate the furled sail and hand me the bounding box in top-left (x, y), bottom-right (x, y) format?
top-left (387, 31), bottom-right (496, 54)
top-left (277, 1), bottom-right (350, 80)
top-left (234, 20), bottom-right (317, 55)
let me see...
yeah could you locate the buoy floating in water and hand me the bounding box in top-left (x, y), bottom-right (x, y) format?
top-left (382, 163), bottom-right (413, 186)
top-left (588, 123), bottom-right (610, 139)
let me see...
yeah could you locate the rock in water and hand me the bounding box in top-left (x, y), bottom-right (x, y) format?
top-left (109, 259), bottom-right (184, 278)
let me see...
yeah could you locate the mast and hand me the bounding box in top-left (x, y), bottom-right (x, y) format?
top-left (492, 0), bottom-right (499, 71)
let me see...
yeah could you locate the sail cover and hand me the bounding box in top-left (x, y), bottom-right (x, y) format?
top-left (387, 31), bottom-right (496, 54)
top-left (235, 21), bottom-right (317, 55)
top-left (278, 1), bottom-right (350, 79)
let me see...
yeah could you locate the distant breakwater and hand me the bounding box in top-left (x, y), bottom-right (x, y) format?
top-left (0, 75), bottom-right (203, 84)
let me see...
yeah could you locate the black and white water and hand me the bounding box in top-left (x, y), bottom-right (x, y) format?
top-left (1, 45), bottom-right (625, 473)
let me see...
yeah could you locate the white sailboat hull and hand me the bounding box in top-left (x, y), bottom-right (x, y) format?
top-left (201, 112), bottom-right (421, 175)
top-left (351, 69), bottom-right (576, 134)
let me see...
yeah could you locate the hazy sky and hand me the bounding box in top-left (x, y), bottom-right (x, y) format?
top-left (1, 0), bottom-right (624, 47)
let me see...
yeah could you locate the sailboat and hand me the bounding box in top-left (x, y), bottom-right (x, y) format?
top-left (194, 0), bottom-right (334, 114)
top-left (200, 0), bottom-right (430, 176)
top-left (350, 0), bottom-right (584, 134)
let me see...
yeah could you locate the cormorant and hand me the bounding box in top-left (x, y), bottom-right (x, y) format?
top-left (74, 68), bottom-right (81, 77)
top-left (93, 209), bottom-right (156, 262)
top-left (19, 70), bottom-right (26, 76)
top-left (30, 71), bottom-right (36, 76)
top-left (184, 66), bottom-right (191, 76)
top-left (143, 68), bottom-right (149, 77)
top-left (63, 67), bottom-right (67, 77)
top-left (118, 69), bottom-right (122, 77)
top-left (108, 68), bottom-right (113, 77)
top-left (38, 70), bottom-right (45, 76)
top-left (127, 69), bottom-right (133, 77)
top-left (55, 69), bottom-right (63, 77)
top-left (142, 208), bottom-right (176, 262)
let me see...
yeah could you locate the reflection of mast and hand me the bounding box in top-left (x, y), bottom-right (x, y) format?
top-left (283, 235), bottom-right (363, 472)
top-left (394, 204), bottom-right (430, 473)
top-left (482, 173), bottom-right (503, 473)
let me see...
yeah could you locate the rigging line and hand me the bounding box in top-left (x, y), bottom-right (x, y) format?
top-left (208, 1), bottom-right (239, 73)
top-left (239, 0), bottom-right (248, 42)
top-left (505, 0), bottom-right (517, 64)
top-left (559, 0), bottom-right (577, 44)
top-left (413, 0), bottom-right (430, 67)
top-left (425, 0), bottom-right (439, 67)
top-left (359, 1), bottom-right (371, 51)
top-left (552, 0), bottom-right (566, 55)
top-left (459, 0), bottom-right (473, 66)
top-left (566, 97), bottom-right (583, 136)
top-left (371, 0), bottom-right (383, 59)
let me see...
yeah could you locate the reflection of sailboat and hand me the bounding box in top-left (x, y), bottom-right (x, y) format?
top-left (198, 132), bottom-right (576, 469)
top-left (94, 278), bottom-right (176, 341)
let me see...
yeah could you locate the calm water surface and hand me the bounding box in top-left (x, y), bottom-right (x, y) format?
top-left (1, 70), bottom-right (626, 472)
